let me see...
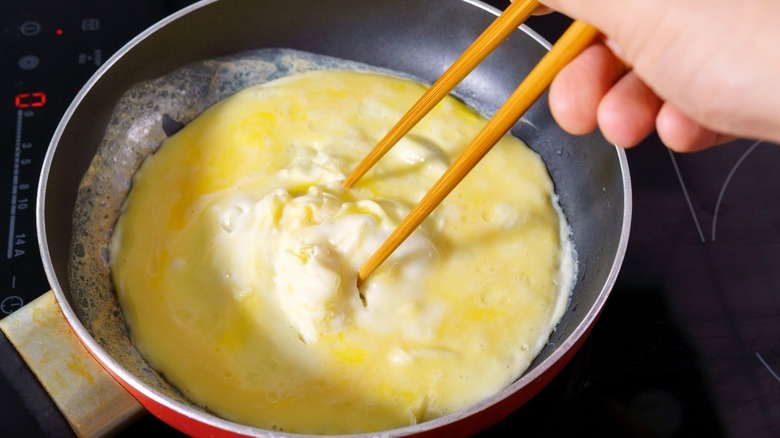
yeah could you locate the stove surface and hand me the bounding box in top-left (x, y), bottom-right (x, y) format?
top-left (2, 1), bottom-right (778, 437)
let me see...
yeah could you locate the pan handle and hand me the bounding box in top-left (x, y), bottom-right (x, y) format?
top-left (0, 291), bottom-right (145, 436)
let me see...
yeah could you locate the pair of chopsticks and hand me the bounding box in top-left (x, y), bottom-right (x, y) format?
top-left (345, 0), bottom-right (599, 286)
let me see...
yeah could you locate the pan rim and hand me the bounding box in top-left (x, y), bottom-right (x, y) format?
top-left (36, 0), bottom-right (632, 436)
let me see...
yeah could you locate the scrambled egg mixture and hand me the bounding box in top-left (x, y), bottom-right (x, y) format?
top-left (109, 70), bottom-right (574, 434)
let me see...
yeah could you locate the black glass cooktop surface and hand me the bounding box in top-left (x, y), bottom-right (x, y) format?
top-left (2, 1), bottom-right (778, 436)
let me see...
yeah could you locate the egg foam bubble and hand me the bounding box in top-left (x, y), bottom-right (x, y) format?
top-left (109, 69), bottom-right (575, 434)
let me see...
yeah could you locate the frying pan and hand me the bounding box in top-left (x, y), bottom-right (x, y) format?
top-left (36, 0), bottom-right (631, 436)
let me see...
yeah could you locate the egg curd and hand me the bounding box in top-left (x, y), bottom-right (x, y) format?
top-left (109, 70), bottom-right (574, 434)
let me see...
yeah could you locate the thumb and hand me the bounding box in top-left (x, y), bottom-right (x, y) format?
top-left (539, 0), bottom-right (667, 30)
top-left (538, 0), bottom-right (679, 67)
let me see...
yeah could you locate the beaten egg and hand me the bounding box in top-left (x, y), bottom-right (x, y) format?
top-left (109, 69), bottom-right (575, 434)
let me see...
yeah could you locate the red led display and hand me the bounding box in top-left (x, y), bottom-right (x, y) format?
top-left (14, 92), bottom-right (46, 108)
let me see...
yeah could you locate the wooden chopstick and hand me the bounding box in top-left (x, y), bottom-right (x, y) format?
top-left (342, 0), bottom-right (540, 189)
top-left (356, 20), bottom-right (600, 286)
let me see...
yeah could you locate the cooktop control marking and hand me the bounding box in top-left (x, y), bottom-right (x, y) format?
top-left (756, 352), bottom-right (780, 384)
top-left (711, 140), bottom-right (762, 242)
top-left (668, 149), bottom-right (707, 243)
top-left (6, 110), bottom-right (24, 260)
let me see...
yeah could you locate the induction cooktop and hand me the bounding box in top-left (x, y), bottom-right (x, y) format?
top-left (2, 1), bottom-right (778, 437)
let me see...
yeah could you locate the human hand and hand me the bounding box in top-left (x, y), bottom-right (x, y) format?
top-left (533, 0), bottom-right (780, 151)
